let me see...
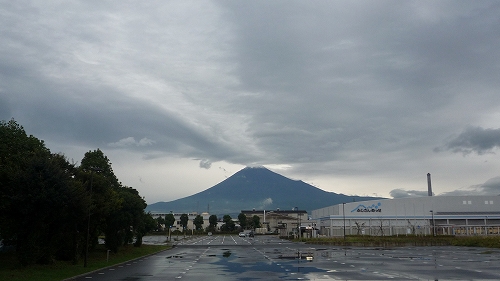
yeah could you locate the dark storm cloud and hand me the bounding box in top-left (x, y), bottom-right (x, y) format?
top-left (0, 94), bottom-right (11, 120)
top-left (480, 177), bottom-right (500, 194)
top-left (3, 1), bottom-right (500, 199)
top-left (217, 0), bottom-right (500, 167)
top-left (440, 177), bottom-right (500, 196)
top-left (440, 126), bottom-right (500, 155)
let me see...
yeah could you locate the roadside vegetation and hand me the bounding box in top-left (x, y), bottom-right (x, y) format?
top-left (0, 244), bottom-right (168, 281)
top-left (0, 119), bottom-right (157, 266)
top-left (296, 235), bottom-right (500, 248)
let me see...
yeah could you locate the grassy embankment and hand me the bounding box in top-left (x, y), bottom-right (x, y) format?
top-left (0, 244), bottom-right (169, 281)
top-left (296, 235), bottom-right (500, 248)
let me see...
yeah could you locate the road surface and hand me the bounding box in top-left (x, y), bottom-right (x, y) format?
top-left (70, 235), bottom-right (500, 280)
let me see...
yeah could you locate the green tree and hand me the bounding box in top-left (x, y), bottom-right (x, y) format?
top-left (238, 213), bottom-right (247, 230)
top-left (0, 119), bottom-right (50, 240)
top-left (179, 214), bottom-right (189, 231)
top-left (0, 119), bottom-right (88, 265)
top-left (165, 213), bottom-right (175, 229)
top-left (193, 215), bottom-right (204, 230)
top-left (251, 215), bottom-right (261, 229)
top-left (222, 215), bottom-right (235, 232)
top-left (208, 214), bottom-right (218, 231)
top-left (134, 212), bottom-right (157, 247)
top-left (80, 149), bottom-right (120, 188)
top-left (77, 150), bottom-right (150, 253)
top-left (0, 119), bottom-right (150, 265)
top-left (155, 215), bottom-right (166, 231)
top-left (16, 153), bottom-right (87, 265)
top-left (104, 186), bottom-right (147, 252)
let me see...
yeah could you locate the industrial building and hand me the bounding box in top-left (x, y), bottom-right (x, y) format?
top-left (241, 209), bottom-right (308, 236)
top-left (312, 195), bottom-right (500, 237)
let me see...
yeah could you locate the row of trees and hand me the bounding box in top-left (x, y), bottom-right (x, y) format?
top-left (0, 119), bottom-right (156, 265)
top-left (153, 213), bottom-right (261, 233)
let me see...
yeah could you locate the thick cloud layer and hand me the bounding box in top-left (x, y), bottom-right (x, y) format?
top-left (439, 126), bottom-right (500, 155)
top-left (2, 1), bottom-right (500, 203)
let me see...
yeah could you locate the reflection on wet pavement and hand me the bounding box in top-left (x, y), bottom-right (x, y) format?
top-left (73, 235), bottom-right (500, 281)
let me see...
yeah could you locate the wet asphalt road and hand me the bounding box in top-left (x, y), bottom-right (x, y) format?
top-left (71, 235), bottom-right (500, 280)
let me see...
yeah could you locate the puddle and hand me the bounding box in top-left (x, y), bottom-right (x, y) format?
top-left (166, 255), bottom-right (183, 259)
top-left (223, 251), bottom-right (232, 258)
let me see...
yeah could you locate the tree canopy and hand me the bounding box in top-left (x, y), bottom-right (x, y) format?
top-left (0, 119), bottom-right (153, 265)
top-left (193, 215), bottom-right (204, 230)
top-left (208, 214), bottom-right (218, 232)
top-left (238, 213), bottom-right (247, 230)
top-left (179, 214), bottom-right (189, 231)
top-left (222, 215), bottom-right (236, 232)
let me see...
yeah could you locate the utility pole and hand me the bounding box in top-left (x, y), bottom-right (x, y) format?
top-left (343, 203), bottom-right (346, 240)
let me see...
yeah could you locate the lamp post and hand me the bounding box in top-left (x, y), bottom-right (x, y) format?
top-left (342, 203), bottom-right (346, 240)
top-left (430, 210), bottom-right (435, 236)
top-left (169, 211), bottom-right (173, 242)
top-left (298, 211), bottom-right (302, 240)
top-left (484, 216), bottom-right (487, 236)
top-left (84, 167), bottom-right (101, 268)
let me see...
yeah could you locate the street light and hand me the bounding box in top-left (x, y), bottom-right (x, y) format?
top-left (298, 211), bottom-right (302, 240)
top-left (84, 167), bottom-right (102, 268)
top-left (429, 210), bottom-right (435, 236)
top-left (169, 211), bottom-right (173, 242)
top-left (342, 203), bottom-right (346, 240)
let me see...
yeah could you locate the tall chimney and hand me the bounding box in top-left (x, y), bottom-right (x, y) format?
top-left (427, 173), bottom-right (433, 196)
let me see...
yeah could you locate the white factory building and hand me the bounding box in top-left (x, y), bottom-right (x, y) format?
top-left (311, 195), bottom-right (500, 237)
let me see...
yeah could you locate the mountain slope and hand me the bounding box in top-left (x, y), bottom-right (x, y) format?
top-left (146, 167), bottom-right (382, 215)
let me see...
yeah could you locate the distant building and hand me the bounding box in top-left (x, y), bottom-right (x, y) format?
top-left (241, 209), bottom-right (308, 237)
top-left (312, 196), bottom-right (500, 237)
top-left (150, 212), bottom-right (211, 232)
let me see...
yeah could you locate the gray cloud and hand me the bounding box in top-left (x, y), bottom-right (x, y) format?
top-left (439, 126), bottom-right (500, 155)
top-left (392, 176), bottom-right (500, 198)
top-left (2, 1), bottom-right (500, 202)
top-left (108, 137), bottom-right (155, 148)
top-left (258, 198), bottom-right (273, 209)
top-left (440, 177), bottom-right (500, 196)
top-left (390, 189), bottom-right (430, 199)
top-left (199, 159), bottom-right (212, 169)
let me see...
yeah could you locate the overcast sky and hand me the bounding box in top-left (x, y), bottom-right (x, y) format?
top-left (2, 1), bottom-right (500, 204)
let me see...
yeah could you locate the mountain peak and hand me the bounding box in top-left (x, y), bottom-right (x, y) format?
top-left (146, 167), bottom-right (383, 215)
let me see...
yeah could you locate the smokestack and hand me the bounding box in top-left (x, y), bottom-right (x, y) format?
top-left (427, 173), bottom-right (433, 196)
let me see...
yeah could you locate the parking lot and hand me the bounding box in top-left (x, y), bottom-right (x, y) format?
top-left (73, 235), bottom-right (500, 280)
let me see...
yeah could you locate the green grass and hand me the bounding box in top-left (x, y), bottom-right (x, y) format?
top-left (0, 244), bottom-right (169, 281)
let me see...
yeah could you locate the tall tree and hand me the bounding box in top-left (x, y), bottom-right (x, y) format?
top-left (222, 215), bottom-right (235, 231)
top-left (0, 119), bottom-right (151, 265)
top-left (165, 213), bottom-right (175, 229)
top-left (0, 119), bottom-right (87, 265)
top-left (251, 215), bottom-right (261, 229)
top-left (80, 149), bottom-right (120, 188)
top-left (77, 149), bottom-right (121, 254)
top-left (179, 214), bottom-right (189, 231)
top-left (155, 215), bottom-right (166, 231)
top-left (238, 213), bottom-right (247, 230)
top-left (208, 214), bottom-right (218, 231)
top-left (193, 215), bottom-right (204, 230)
top-left (0, 119), bottom-right (50, 240)
top-left (104, 186), bottom-right (147, 252)
top-left (134, 212), bottom-right (156, 247)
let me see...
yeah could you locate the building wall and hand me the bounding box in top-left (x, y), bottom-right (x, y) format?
top-left (312, 196), bottom-right (500, 237)
top-left (241, 210), bottom-right (308, 236)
